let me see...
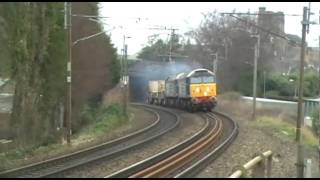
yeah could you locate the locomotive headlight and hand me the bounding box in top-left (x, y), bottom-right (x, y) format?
top-left (196, 87), bottom-right (200, 93)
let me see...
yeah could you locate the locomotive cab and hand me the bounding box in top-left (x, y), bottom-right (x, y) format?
top-left (187, 69), bottom-right (217, 111)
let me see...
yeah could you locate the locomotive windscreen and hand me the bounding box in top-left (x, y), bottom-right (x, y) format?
top-left (190, 76), bottom-right (215, 83)
top-left (190, 70), bottom-right (215, 83)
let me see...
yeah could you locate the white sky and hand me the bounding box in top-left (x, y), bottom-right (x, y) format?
top-left (99, 2), bottom-right (320, 55)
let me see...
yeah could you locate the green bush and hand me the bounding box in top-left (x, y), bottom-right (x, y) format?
top-left (311, 109), bottom-right (320, 136)
top-left (79, 103), bottom-right (127, 135)
top-left (303, 70), bottom-right (320, 97)
top-left (263, 70), bottom-right (320, 98)
top-left (265, 74), bottom-right (295, 97)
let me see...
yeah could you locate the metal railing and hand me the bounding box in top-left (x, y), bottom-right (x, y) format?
top-left (229, 150), bottom-right (273, 178)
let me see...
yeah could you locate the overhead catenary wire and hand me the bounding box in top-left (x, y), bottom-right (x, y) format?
top-left (219, 9), bottom-right (320, 46)
top-left (222, 13), bottom-right (300, 47)
top-left (71, 13), bottom-right (149, 20)
top-left (220, 12), bottom-right (303, 16)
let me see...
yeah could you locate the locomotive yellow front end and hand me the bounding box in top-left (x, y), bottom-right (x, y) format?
top-left (189, 71), bottom-right (217, 111)
top-left (190, 83), bottom-right (217, 98)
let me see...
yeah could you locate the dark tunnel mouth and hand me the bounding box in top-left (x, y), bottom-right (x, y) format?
top-left (128, 60), bottom-right (203, 103)
top-left (129, 75), bottom-right (148, 103)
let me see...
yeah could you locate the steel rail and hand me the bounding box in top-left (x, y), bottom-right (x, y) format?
top-left (175, 111), bottom-right (239, 178)
top-left (105, 113), bottom-right (210, 178)
top-left (106, 112), bottom-right (224, 178)
top-left (0, 104), bottom-right (178, 178)
top-left (106, 110), bottom-right (239, 178)
top-left (129, 115), bottom-right (222, 178)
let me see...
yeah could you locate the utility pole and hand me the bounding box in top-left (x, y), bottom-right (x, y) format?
top-left (65, 2), bottom-right (72, 145)
top-left (147, 27), bottom-right (178, 63)
top-left (124, 44), bottom-right (128, 116)
top-left (122, 36), bottom-right (126, 115)
top-left (318, 31), bottom-right (320, 171)
top-left (211, 53), bottom-right (218, 74)
top-left (251, 34), bottom-right (260, 121)
top-left (318, 34), bottom-right (320, 172)
top-left (224, 38), bottom-right (228, 62)
top-left (296, 6), bottom-right (308, 178)
top-left (122, 35), bottom-right (131, 115)
top-left (263, 70), bottom-right (266, 98)
top-left (169, 29), bottom-right (176, 63)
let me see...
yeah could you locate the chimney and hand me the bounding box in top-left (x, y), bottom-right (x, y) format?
top-left (259, 7), bottom-right (266, 13)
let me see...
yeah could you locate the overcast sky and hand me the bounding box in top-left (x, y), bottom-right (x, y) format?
top-left (99, 2), bottom-right (320, 55)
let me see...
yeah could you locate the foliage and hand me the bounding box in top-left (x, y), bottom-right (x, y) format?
top-left (102, 35), bottom-right (120, 85)
top-left (0, 2), bottom-right (123, 152)
top-left (311, 109), bottom-right (320, 137)
top-left (0, 3), bottom-right (67, 148)
top-left (71, 2), bottom-right (121, 130)
top-left (254, 116), bottom-right (296, 138)
top-left (0, 103), bottom-right (127, 172)
top-left (234, 69), bottom-right (254, 96)
top-left (186, 11), bottom-right (257, 93)
top-left (110, 51), bottom-right (121, 85)
top-left (137, 32), bottom-right (190, 61)
top-left (303, 69), bottom-right (320, 97)
top-left (183, 11), bottom-right (318, 98)
top-left (264, 69), bottom-right (320, 98)
top-left (137, 39), bottom-right (168, 60)
top-left (265, 73), bottom-right (295, 97)
top-left (79, 103), bottom-right (126, 134)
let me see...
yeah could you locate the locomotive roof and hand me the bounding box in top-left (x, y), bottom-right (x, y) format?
top-left (166, 68), bottom-right (214, 81)
top-left (176, 72), bottom-right (186, 79)
top-left (186, 68), bottom-right (215, 77)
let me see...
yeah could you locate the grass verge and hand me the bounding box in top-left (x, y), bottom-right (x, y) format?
top-left (0, 103), bottom-right (128, 172)
top-left (251, 116), bottom-right (318, 147)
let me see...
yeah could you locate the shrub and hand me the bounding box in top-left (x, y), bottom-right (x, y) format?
top-left (311, 109), bottom-right (320, 137)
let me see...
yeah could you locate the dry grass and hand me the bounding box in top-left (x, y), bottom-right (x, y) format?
top-left (252, 116), bottom-right (318, 147)
top-left (301, 127), bottom-right (319, 147)
top-left (217, 92), bottom-right (318, 147)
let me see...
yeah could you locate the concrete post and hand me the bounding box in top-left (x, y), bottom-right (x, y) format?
top-left (305, 158), bottom-right (312, 178)
top-left (251, 34), bottom-right (260, 121)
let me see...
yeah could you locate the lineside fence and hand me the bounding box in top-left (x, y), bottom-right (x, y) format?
top-left (229, 150), bottom-right (273, 178)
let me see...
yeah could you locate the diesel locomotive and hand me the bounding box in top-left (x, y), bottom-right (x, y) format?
top-left (147, 68), bottom-right (217, 112)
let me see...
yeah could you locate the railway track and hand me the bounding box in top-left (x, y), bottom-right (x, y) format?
top-left (106, 111), bottom-right (238, 178)
top-left (0, 103), bottom-right (180, 178)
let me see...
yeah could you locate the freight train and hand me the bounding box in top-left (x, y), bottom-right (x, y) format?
top-left (147, 68), bottom-right (217, 112)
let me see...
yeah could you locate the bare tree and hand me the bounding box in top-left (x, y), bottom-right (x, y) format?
top-left (188, 12), bottom-right (256, 93)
